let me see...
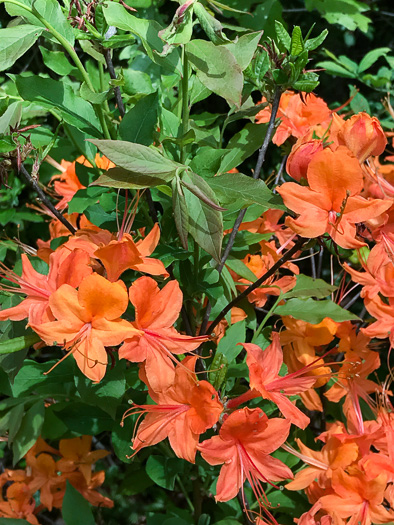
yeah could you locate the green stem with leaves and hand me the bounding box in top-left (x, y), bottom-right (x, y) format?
top-left (1, 0), bottom-right (112, 140)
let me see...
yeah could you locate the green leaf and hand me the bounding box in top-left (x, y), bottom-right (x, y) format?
top-left (225, 31), bottom-right (263, 71)
top-left (217, 321), bottom-right (246, 363)
top-left (0, 25), bottom-right (44, 72)
top-left (119, 93), bottom-right (159, 146)
top-left (146, 455), bottom-right (186, 490)
top-left (172, 177), bottom-right (189, 250)
top-left (358, 47), bottom-right (392, 73)
top-left (39, 46), bottom-right (77, 76)
top-left (0, 136), bottom-right (16, 154)
top-left (304, 28), bottom-right (328, 51)
top-left (219, 123), bottom-right (268, 174)
top-left (12, 359), bottom-right (75, 398)
top-left (186, 39), bottom-right (243, 108)
top-left (68, 187), bottom-right (105, 214)
top-left (12, 400), bottom-right (45, 464)
top-left (6, 0), bottom-right (75, 46)
top-left (275, 298), bottom-right (359, 324)
top-left (183, 172), bottom-right (223, 262)
top-left (57, 403), bottom-right (115, 434)
top-left (158, 0), bottom-right (194, 46)
top-left (282, 275), bottom-right (337, 299)
top-left (292, 72), bottom-right (320, 92)
top-left (207, 172), bottom-right (285, 211)
top-left (90, 139), bottom-right (182, 189)
top-left (316, 61), bottom-right (356, 78)
top-left (275, 20), bottom-right (291, 51)
top-left (305, 0), bottom-right (371, 32)
top-left (194, 2), bottom-right (234, 45)
top-left (290, 26), bottom-right (304, 56)
top-left (80, 82), bottom-right (110, 105)
top-left (0, 333), bottom-right (41, 355)
top-left (225, 258), bottom-right (257, 283)
top-left (16, 74), bottom-right (102, 137)
top-left (102, 2), bottom-right (181, 73)
top-left (62, 481), bottom-right (95, 525)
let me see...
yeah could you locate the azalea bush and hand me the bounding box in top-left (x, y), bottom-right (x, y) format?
top-left (1, 1), bottom-right (394, 525)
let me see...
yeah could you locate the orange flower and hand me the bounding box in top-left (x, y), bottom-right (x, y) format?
top-left (233, 241), bottom-right (298, 308)
top-left (286, 137), bottom-right (324, 182)
top-left (319, 469), bottom-right (394, 525)
top-left (0, 249), bottom-right (92, 324)
top-left (30, 273), bottom-right (137, 382)
top-left (198, 407), bottom-right (292, 517)
top-left (362, 295), bottom-right (394, 347)
top-left (0, 481), bottom-right (39, 524)
top-left (336, 112), bottom-right (387, 163)
top-left (256, 92), bottom-right (331, 146)
top-left (57, 435), bottom-right (110, 484)
top-left (126, 356), bottom-right (223, 463)
top-left (119, 276), bottom-right (208, 391)
top-left (241, 333), bottom-right (317, 428)
top-left (94, 223), bottom-right (169, 281)
top-left (278, 147), bottom-right (391, 249)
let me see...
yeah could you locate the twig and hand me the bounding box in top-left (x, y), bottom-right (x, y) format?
top-left (203, 237), bottom-right (306, 335)
top-left (12, 160), bottom-right (76, 235)
top-left (200, 88), bottom-right (282, 334)
top-left (237, 491), bottom-right (255, 525)
top-left (103, 48), bottom-right (125, 118)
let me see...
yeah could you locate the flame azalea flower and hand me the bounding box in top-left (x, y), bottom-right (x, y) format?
top-left (281, 317), bottom-right (337, 411)
top-left (344, 242), bottom-right (394, 299)
top-left (25, 452), bottom-right (67, 511)
top-left (63, 470), bottom-right (114, 508)
top-left (318, 469), bottom-right (394, 525)
top-left (256, 92), bottom-right (331, 146)
top-left (125, 356), bottom-right (223, 463)
top-left (198, 407), bottom-right (292, 519)
top-left (296, 501), bottom-right (334, 525)
top-left (51, 154), bottom-right (115, 210)
top-left (94, 223), bottom-right (169, 281)
top-left (57, 436), bottom-right (110, 484)
top-left (0, 249), bottom-right (92, 324)
top-left (325, 348), bottom-right (380, 435)
top-left (119, 276), bottom-right (208, 391)
top-left (0, 482), bottom-right (39, 524)
top-left (238, 333), bottom-right (317, 429)
top-left (335, 112), bottom-right (387, 163)
top-left (285, 437), bottom-right (359, 491)
top-left (278, 147), bottom-right (392, 249)
top-left (362, 295), bottom-right (394, 346)
top-left (30, 273), bottom-right (137, 382)
top-left (233, 241), bottom-right (299, 308)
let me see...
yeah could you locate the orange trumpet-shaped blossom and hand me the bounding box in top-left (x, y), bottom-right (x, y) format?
top-left (57, 435), bottom-right (110, 484)
top-left (281, 316), bottom-right (337, 411)
top-left (256, 92), bottom-right (331, 146)
top-left (238, 333), bottom-right (317, 428)
top-left (126, 356), bottom-right (223, 463)
top-left (30, 273), bottom-right (137, 382)
top-left (344, 242), bottom-right (394, 299)
top-left (318, 469), bottom-right (394, 525)
top-left (335, 112), bottom-right (387, 163)
top-left (119, 276), bottom-right (208, 391)
top-left (234, 241), bottom-right (299, 308)
top-left (362, 295), bottom-right (394, 346)
top-left (286, 137), bottom-right (324, 182)
top-left (198, 408), bottom-right (292, 510)
top-left (285, 437), bottom-right (359, 491)
top-left (0, 249), bottom-right (92, 324)
top-left (325, 347), bottom-right (380, 435)
top-left (94, 222), bottom-right (169, 282)
top-left (278, 147), bottom-right (392, 249)
top-left (0, 481), bottom-right (39, 524)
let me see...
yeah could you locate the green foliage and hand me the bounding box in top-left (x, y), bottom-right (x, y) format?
top-left (63, 482), bottom-right (96, 525)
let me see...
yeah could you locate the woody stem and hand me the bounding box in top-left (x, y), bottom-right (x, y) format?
top-left (200, 88), bottom-right (282, 334)
top-left (203, 236), bottom-right (306, 336)
top-left (12, 160), bottom-right (76, 235)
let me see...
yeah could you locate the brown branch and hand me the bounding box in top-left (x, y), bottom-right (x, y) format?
top-left (199, 88), bottom-right (283, 334)
top-left (103, 48), bottom-right (126, 118)
top-left (12, 160), bottom-right (76, 235)
top-left (202, 236), bottom-right (307, 336)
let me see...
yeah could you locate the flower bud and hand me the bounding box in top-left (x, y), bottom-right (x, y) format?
top-left (286, 138), bottom-right (324, 181)
top-left (339, 112), bottom-right (387, 163)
